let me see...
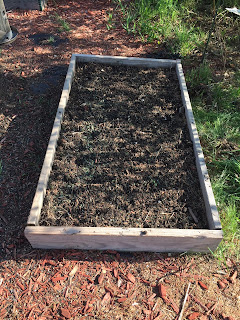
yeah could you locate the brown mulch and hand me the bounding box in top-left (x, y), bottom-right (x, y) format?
top-left (0, 0), bottom-right (239, 319)
top-left (40, 62), bottom-right (207, 229)
top-left (1, 251), bottom-right (240, 320)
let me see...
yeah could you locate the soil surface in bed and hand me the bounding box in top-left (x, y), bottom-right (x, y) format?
top-left (40, 62), bottom-right (207, 229)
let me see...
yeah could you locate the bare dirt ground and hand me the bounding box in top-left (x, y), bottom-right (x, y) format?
top-left (0, 0), bottom-right (239, 319)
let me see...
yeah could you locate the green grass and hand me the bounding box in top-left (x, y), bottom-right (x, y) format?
top-left (111, 0), bottom-right (240, 259)
top-left (193, 109), bottom-right (239, 158)
top-left (212, 159), bottom-right (240, 259)
top-left (187, 63), bottom-right (240, 261)
top-left (55, 14), bottom-right (71, 32)
top-left (106, 10), bottom-right (115, 30)
top-left (114, 0), bottom-right (206, 56)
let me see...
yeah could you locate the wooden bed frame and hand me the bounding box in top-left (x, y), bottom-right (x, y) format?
top-left (24, 54), bottom-right (223, 252)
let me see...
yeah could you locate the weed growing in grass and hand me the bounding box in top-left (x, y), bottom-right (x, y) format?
top-left (187, 62), bottom-right (240, 259)
top-left (55, 14), bottom-right (71, 32)
top-left (114, 0), bottom-right (205, 56)
top-left (194, 110), bottom-right (239, 158)
top-left (106, 11), bottom-right (114, 30)
top-left (212, 82), bottom-right (240, 112)
top-left (114, 0), bottom-right (137, 34)
top-left (213, 180), bottom-right (240, 261)
top-left (186, 63), bottom-right (212, 86)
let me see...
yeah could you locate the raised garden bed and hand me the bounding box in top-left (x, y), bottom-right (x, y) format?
top-left (24, 54), bottom-right (223, 252)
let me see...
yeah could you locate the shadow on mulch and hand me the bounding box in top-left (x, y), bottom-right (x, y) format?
top-left (29, 65), bottom-right (68, 94)
top-left (29, 33), bottom-right (69, 47)
top-left (1, 62), bottom-right (178, 262)
top-left (0, 65), bottom-right (68, 259)
top-left (0, 54), bottom-right (192, 262)
top-left (142, 51), bottom-right (181, 60)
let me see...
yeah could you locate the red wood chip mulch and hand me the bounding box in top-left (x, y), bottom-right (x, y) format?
top-left (0, 251), bottom-right (239, 319)
top-left (0, 0), bottom-right (239, 319)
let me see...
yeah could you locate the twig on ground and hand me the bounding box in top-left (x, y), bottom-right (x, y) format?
top-left (188, 207), bottom-right (198, 223)
top-left (189, 294), bottom-right (208, 312)
top-left (178, 282), bottom-right (191, 320)
top-left (0, 213), bottom-right (7, 224)
top-left (206, 302), bottom-right (218, 316)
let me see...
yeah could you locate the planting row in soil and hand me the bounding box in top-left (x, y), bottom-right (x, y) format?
top-left (25, 55), bottom-right (222, 252)
top-left (40, 62), bottom-right (207, 229)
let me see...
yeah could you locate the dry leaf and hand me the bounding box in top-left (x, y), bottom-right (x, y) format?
top-left (69, 265), bottom-right (78, 277)
top-left (113, 269), bottom-right (118, 278)
top-left (118, 296), bottom-right (127, 303)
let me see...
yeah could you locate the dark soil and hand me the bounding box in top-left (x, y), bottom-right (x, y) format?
top-left (0, 1), bottom-right (239, 319)
top-left (40, 62), bottom-right (208, 229)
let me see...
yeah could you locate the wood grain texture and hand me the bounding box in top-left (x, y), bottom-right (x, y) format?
top-left (75, 54), bottom-right (177, 68)
top-left (176, 60), bottom-right (222, 230)
top-left (25, 55), bottom-right (223, 252)
top-left (27, 55), bottom-right (76, 226)
top-left (25, 226), bottom-right (223, 252)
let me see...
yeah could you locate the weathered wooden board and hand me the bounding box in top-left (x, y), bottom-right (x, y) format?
top-left (25, 226), bottom-right (223, 252)
top-left (24, 54), bottom-right (223, 252)
top-left (176, 60), bottom-right (221, 230)
top-left (72, 54), bottom-right (177, 68)
top-left (27, 55), bottom-right (76, 226)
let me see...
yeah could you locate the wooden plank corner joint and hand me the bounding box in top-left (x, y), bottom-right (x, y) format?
top-left (25, 54), bottom-right (223, 252)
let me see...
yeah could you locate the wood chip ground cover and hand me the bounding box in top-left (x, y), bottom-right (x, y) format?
top-left (40, 62), bottom-right (207, 229)
top-left (0, 251), bottom-right (239, 320)
top-left (0, 0), bottom-right (239, 319)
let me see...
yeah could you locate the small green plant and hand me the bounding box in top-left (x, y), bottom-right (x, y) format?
top-left (47, 36), bottom-right (55, 44)
top-left (106, 11), bottom-right (114, 30)
top-left (55, 14), bottom-right (71, 32)
top-left (187, 63), bottom-right (212, 87)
